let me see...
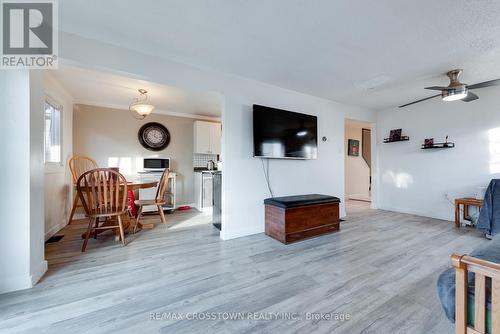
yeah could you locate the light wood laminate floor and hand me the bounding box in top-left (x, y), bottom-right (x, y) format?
top-left (0, 203), bottom-right (487, 334)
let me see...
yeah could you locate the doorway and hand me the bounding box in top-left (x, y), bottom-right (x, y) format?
top-left (345, 119), bottom-right (372, 203)
top-left (43, 64), bottom-right (224, 257)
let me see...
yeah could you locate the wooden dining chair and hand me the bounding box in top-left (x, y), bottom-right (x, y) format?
top-left (67, 155), bottom-right (98, 225)
top-left (133, 168), bottom-right (171, 233)
top-left (76, 168), bottom-right (129, 252)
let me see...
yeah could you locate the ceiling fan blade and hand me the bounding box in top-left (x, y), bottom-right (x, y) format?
top-left (398, 94), bottom-right (441, 108)
top-left (468, 79), bottom-right (500, 90)
top-left (462, 91), bottom-right (479, 102)
top-left (424, 86), bottom-right (448, 91)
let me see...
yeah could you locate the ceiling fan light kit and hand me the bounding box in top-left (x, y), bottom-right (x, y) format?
top-left (399, 69), bottom-right (500, 108)
top-left (440, 70), bottom-right (468, 102)
top-left (441, 87), bottom-right (468, 101)
top-left (130, 88), bottom-right (155, 119)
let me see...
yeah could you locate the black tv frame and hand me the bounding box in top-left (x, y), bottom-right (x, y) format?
top-left (252, 104), bottom-right (318, 160)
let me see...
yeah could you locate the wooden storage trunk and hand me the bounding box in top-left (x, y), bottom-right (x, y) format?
top-left (264, 194), bottom-right (340, 244)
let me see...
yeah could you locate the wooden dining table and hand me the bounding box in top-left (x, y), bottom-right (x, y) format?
top-left (79, 180), bottom-right (158, 239)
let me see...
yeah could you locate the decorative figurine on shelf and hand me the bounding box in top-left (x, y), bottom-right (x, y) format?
top-left (424, 138), bottom-right (434, 148)
top-left (443, 135), bottom-right (450, 147)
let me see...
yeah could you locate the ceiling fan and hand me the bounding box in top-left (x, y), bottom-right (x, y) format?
top-left (399, 69), bottom-right (500, 108)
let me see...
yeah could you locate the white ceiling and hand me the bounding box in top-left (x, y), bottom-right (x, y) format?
top-left (59, 0), bottom-right (500, 110)
top-left (51, 65), bottom-right (222, 118)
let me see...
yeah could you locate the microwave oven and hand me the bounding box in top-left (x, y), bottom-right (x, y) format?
top-left (143, 158), bottom-right (170, 171)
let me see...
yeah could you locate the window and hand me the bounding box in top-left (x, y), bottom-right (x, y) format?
top-left (44, 100), bottom-right (62, 164)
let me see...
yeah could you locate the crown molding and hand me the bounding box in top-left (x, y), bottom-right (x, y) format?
top-left (73, 100), bottom-right (221, 122)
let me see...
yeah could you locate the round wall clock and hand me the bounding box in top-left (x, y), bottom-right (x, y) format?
top-left (138, 122), bottom-right (171, 151)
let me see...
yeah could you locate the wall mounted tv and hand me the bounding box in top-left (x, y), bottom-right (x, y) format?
top-left (253, 104), bottom-right (318, 159)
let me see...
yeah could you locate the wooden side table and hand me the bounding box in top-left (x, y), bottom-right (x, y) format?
top-left (454, 198), bottom-right (483, 227)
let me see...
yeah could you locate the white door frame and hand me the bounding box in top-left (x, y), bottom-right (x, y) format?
top-left (344, 118), bottom-right (378, 210)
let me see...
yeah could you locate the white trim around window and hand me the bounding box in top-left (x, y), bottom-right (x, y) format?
top-left (44, 95), bottom-right (63, 168)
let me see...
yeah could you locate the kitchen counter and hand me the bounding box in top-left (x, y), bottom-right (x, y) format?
top-left (194, 168), bottom-right (221, 173)
top-left (138, 170), bottom-right (177, 174)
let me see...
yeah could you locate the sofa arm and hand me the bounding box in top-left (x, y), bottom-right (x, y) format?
top-left (451, 253), bottom-right (500, 334)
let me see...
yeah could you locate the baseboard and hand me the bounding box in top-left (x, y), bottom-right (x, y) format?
top-left (45, 221), bottom-right (67, 241)
top-left (346, 194), bottom-right (371, 202)
top-left (220, 226), bottom-right (264, 240)
top-left (0, 260), bottom-right (47, 294)
top-left (378, 205), bottom-right (452, 222)
top-left (0, 273), bottom-right (32, 294)
top-left (348, 198), bottom-right (371, 203)
top-left (176, 202), bottom-right (195, 209)
top-left (31, 260), bottom-right (48, 286)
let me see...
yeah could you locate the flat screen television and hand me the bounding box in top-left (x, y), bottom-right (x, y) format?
top-left (253, 104), bottom-right (318, 159)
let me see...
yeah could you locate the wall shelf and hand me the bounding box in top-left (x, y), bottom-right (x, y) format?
top-left (421, 142), bottom-right (455, 149)
top-left (383, 136), bottom-right (409, 143)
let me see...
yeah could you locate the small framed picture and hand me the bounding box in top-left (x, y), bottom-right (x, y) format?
top-left (389, 129), bottom-right (402, 141)
top-left (348, 139), bottom-right (360, 156)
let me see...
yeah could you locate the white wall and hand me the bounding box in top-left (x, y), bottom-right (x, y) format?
top-left (59, 32), bottom-right (377, 240)
top-left (377, 86), bottom-right (500, 221)
top-left (73, 105), bottom-right (203, 205)
top-left (345, 120), bottom-right (371, 200)
top-left (222, 97), bottom-right (375, 238)
top-left (29, 71), bottom-right (48, 288)
top-left (0, 71), bottom-right (47, 293)
top-left (43, 72), bottom-right (74, 240)
top-left (0, 71), bottom-right (32, 293)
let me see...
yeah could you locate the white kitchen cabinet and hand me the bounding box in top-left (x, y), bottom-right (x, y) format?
top-left (194, 121), bottom-right (211, 154)
top-left (210, 122), bottom-right (221, 155)
top-left (194, 121), bottom-right (221, 155)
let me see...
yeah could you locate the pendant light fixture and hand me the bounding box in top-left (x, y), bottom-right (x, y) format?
top-left (130, 89), bottom-right (155, 119)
